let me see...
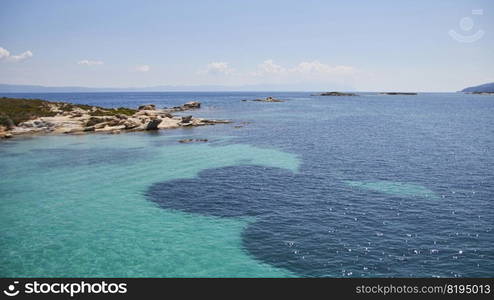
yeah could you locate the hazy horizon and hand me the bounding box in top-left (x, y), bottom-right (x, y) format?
top-left (0, 82), bottom-right (489, 93)
top-left (1, 0), bottom-right (493, 92)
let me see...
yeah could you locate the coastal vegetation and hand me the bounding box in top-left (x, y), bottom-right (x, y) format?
top-left (0, 97), bottom-right (136, 128)
top-left (0, 97), bottom-right (58, 127)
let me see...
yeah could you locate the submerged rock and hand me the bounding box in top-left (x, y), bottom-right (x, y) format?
top-left (198, 119), bottom-right (231, 125)
top-left (178, 138), bottom-right (208, 143)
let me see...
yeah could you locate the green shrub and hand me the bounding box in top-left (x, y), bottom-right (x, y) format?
top-left (0, 97), bottom-right (137, 127)
top-left (0, 97), bottom-right (57, 125)
top-left (89, 107), bottom-right (136, 116)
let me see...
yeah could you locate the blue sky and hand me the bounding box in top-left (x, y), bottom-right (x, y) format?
top-left (0, 0), bottom-right (493, 91)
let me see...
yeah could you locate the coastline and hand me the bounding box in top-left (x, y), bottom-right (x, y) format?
top-left (0, 98), bottom-right (230, 139)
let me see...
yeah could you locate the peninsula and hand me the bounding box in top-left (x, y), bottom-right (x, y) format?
top-left (461, 82), bottom-right (494, 94)
top-left (0, 97), bottom-right (229, 139)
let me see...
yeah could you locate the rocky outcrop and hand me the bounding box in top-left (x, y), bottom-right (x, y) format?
top-left (181, 115), bottom-right (193, 124)
top-left (314, 92), bottom-right (358, 96)
top-left (86, 117), bottom-right (107, 127)
top-left (146, 118), bottom-right (162, 130)
top-left (243, 97), bottom-right (284, 102)
top-left (196, 119), bottom-right (231, 125)
top-left (183, 101), bottom-right (201, 109)
top-left (106, 119), bottom-right (121, 127)
top-left (165, 101), bottom-right (202, 112)
top-left (1, 98), bottom-right (230, 139)
top-left (122, 120), bottom-right (140, 129)
top-left (0, 125), bottom-right (10, 138)
top-left (138, 104), bottom-right (156, 110)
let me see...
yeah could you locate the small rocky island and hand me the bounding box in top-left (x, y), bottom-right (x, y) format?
top-left (379, 92), bottom-right (417, 95)
top-left (242, 96), bottom-right (284, 102)
top-left (0, 97), bottom-right (229, 139)
top-left (313, 92), bottom-right (358, 96)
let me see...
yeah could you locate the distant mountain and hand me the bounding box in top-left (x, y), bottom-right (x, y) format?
top-left (461, 82), bottom-right (494, 93)
top-left (0, 83), bottom-right (355, 93)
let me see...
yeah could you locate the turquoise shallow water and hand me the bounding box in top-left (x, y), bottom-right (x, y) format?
top-left (0, 133), bottom-right (299, 277)
top-left (1, 92), bottom-right (493, 277)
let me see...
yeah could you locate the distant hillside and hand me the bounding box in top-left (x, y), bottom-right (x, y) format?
top-left (461, 82), bottom-right (494, 93)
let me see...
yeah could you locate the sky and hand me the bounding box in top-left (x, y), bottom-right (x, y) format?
top-left (0, 0), bottom-right (493, 91)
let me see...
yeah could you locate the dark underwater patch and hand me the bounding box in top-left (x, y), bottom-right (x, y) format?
top-left (147, 166), bottom-right (297, 217)
top-left (146, 165), bottom-right (491, 277)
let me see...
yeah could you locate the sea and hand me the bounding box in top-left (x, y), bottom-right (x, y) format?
top-left (0, 92), bottom-right (492, 277)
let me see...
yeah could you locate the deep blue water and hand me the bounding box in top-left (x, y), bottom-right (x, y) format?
top-left (1, 92), bottom-right (493, 277)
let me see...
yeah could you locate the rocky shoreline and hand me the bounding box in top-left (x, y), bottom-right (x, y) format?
top-left (0, 98), bottom-right (230, 139)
